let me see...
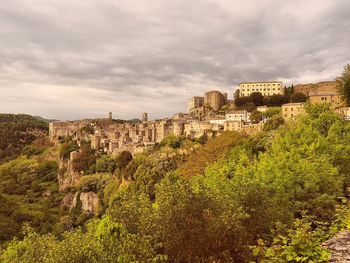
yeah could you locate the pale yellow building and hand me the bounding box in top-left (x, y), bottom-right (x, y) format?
top-left (239, 81), bottom-right (284, 97)
top-left (282, 103), bottom-right (304, 120)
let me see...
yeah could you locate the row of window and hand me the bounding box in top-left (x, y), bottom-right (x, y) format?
top-left (241, 83), bottom-right (281, 87)
top-left (284, 107), bottom-right (301, 112)
top-left (241, 87), bottom-right (281, 92)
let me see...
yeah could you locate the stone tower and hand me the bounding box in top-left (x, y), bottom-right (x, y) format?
top-left (109, 112), bottom-right (112, 122)
top-left (142, 112), bottom-right (148, 122)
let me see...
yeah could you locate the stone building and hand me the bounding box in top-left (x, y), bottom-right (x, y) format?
top-left (204, 91), bottom-right (227, 111)
top-left (91, 135), bottom-right (101, 150)
top-left (225, 110), bottom-right (251, 122)
top-left (184, 121), bottom-right (213, 139)
top-left (282, 102), bottom-right (305, 120)
top-left (309, 90), bottom-right (343, 107)
top-left (188, 96), bottom-right (204, 112)
top-left (207, 116), bottom-right (226, 125)
top-left (49, 121), bottom-right (71, 138)
top-left (224, 121), bottom-right (243, 132)
top-left (239, 81), bottom-right (284, 97)
top-left (142, 112), bottom-right (148, 122)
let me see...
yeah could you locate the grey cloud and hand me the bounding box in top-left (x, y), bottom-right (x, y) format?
top-left (0, 0), bottom-right (349, 120)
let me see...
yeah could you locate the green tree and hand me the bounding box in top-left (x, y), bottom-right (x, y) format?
top-left (336, 64), bottom-right (350, 106)
top-left (96, 155), bottom-right (117, 174)
top-left (290, 92), bottom-right (308, 103)
top-left (252, 217), bottom-right (330, 263)
top-left (250, 110), bottom-right (263, 123)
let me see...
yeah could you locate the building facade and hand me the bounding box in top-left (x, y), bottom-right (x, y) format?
top-left (239, 81), bottom-right (284, 97)
top-left (225, 110), bottom-right (251, 122)
top-left (204, 91), bottom-right (227, 111)
top-left (187, 96), bottom-right (204, 112)
top-left (309, 90), bottom-right (343, 107)
top-left (282, 103), bottom-right (304, 120)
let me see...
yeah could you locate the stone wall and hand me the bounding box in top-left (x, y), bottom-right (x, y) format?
top-left (322, 230), bottom-right (350, 262)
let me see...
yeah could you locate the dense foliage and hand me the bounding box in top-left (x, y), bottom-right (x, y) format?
top-left (0, 114), bottom-right (48, 163)
top-left (234, 92), bottom-right (290, 110)
top-left (1, 105), bottom-right (350, 262)
top-left (336, 64), bottom-right (350, 106)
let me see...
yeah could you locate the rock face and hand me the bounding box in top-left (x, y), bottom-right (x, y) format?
top-left (58, 158), bottom-right (82, 191)
top-left (70, 192), bottom-right (99, 214)
top-left (323, 231), bottom-right (350, 262)
top-left (79, 192), bottom-right (99, 213)
top-left (61, 193), bottom-right (75, 209)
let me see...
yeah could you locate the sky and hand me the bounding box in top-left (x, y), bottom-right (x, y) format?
top-left (0, 0), bottom-right (349, 120)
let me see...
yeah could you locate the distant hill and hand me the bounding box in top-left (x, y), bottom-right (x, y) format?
top-left (34, 116), bottom-right (58, 123)
top-left (0, 113), bottom-right (48, 163)
top-left (294, 81), bottom-right (339, 96)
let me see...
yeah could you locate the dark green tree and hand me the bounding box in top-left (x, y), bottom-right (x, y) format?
top-left (336, 64), bottom-right (350, 106)
top-left (290, 92), bottom-right (308, 103)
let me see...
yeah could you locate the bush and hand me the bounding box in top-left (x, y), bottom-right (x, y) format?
top-left (59, 142), bottom-right (79, 160)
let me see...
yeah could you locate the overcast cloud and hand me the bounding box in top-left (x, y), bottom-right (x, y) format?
top-left (0, 0), bottom-right (349, 120)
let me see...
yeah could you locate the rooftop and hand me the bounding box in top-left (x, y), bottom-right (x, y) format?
top-left (239, 81), bottom-right (283, 84)
top-left (282, 102), bottom-right (304, 106)
top-left (226, 110), bottom-right (247, 114)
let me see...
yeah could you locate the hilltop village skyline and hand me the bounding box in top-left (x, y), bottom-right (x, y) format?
top-left (49, 79), bottom-right (349, 156)
top-left (47, 79), bottom-right (335, 122)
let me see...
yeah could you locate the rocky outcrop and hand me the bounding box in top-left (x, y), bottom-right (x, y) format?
top-left (70, 191), bottom-right (99, 214)
top-left (61, 193), bottom-right (75, 209)
top-left (62, 191), bottom-right (99, 214)
top-left (58, 158), bottom-right (82, 191)
top-left (322, 231), bottom-right (350, 262)
top-left (79, 192), bottom-right (99, 213)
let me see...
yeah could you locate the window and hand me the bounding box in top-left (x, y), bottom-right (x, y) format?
top-left (273, 84), bottom-right (275, 86)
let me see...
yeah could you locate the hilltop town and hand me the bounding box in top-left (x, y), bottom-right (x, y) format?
top-left (49, 80), bottom-right (350, 158)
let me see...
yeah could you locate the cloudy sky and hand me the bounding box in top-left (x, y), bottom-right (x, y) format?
top-left (0, 0), bottom-right (349, 120)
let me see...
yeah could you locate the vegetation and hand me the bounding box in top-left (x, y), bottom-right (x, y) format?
top-left (1, 105), bottom-right (350, 262)
top-left (0, 114), bottom-right (48, 163)
top-left (336, 64), bottom-right (350, 106)
top-left (234, 92), bottom-right (290, 111)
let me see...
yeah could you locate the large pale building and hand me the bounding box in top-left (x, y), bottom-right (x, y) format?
top-left (239, 81), bottom-right (284, 97)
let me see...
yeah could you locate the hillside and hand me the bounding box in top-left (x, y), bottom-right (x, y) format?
top-left (0, 105), bottom-right (350, 262)
top-left (0, 114), bottom-right (48, 164)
